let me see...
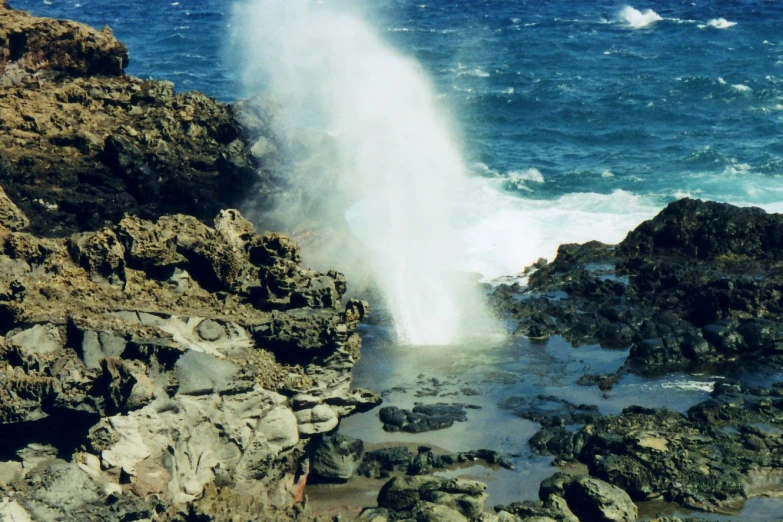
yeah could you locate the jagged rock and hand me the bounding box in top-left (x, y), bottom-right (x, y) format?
top-left (376, 475), bottom-right (488, 519)
top-left (539, 473), bottom-right (637, 522)
top-left (0, 185), bottom-right (28, 231)
top-left (0, 202), bottom-right (374, 518)
top-left (379, 403), bottom-right (476, 433)
top-left (309, 433), bottom-right (365, 482)
top-left (530, 382), bottom-right (783, 513)
top-left (0, 2), bottom-right (128, 82)
top-left (411, 501), bottom-right (469, 522)
top-left (490, 199), bottom-right (783, 374)
top-left (0, 3), bottom-right (279, 237)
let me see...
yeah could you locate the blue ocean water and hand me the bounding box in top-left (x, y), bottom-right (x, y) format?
top-left (12, 0), bottom-right (783, 275)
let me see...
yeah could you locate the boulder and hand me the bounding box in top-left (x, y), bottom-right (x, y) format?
top-left (309, 434), bottom-right (365, 482)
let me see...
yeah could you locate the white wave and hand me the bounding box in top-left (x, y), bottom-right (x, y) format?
top-left (618, 6), bottom-right (662, 29)
top-left (731, 83), bottom-right (752, 92)
top-left (660, 380), bottom-right (716, 393)
top-left (457, 67), bottom-right (490, 78)
top-left (601, 170), bottom-right (615, 178)
top-left (706, 18), bottom-right (737, 29)
top-left (718, 77), bottom-right (727, 85)
top-left (723, 163), bottom-right (751, 175)
top-left (509, 168), bottom-right (545, 183)
top-left (472, 162), bottom-right (501, 178)
top-left (458, 181), bottom-right (662, 280)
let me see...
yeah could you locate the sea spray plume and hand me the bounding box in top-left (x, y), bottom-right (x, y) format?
top-left (618, 6), bottom-right (663, 29)
top-left (231, 0), bottom-right (496, 345)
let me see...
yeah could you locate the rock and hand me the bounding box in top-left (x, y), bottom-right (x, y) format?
top-left (295, 404), bottom-right (339, 436)
top-left (490, 199), bottom-right (783, 374)
top-left (377, 475), bottom-right (488, 519)
top-left (411, 501), bottom-right (469, 522)
top-left (529, 382), bottom-right (783, 513)
top-left (0, 185), bottom-right (28, 231)
top-left (0, 4), bottom-right (278, 238)
top-left (561, 476), bottom-right (637, 522)
top-left (378, 475), bottom-right (442, 512)
top-left (498, 395), bottom-right (600, 427)
top-left (0, 205), bottom-right (373, 517)
top-left (379, 403), bottom-right (474, 433)
top-left (0, 2), bottom-right (128, 81)
top-left (0, 3), bottom-right (381, 521)
top-left (309, 434), bottom-right (365, 482)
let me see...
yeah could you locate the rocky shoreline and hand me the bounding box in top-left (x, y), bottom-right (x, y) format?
top-left (1, 2), bottom-right (783, 522)
top-left (0, 3), bottom-right (377, 520)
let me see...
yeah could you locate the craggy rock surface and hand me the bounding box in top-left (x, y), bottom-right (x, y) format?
top-left (361, 472), bottom-right (637, 522)
top-left (357, 446), bottom-right (514, 480)
top-left (0, 2), bottom-right (280, 237)
top-left (0, 200), bottom-right (380, 520)
top-left (490, 198), bottom-right (783, 375)
top-left (530, 381), bottom-right (783, 514)
top-left (379, 402), bottom-right (480, 433)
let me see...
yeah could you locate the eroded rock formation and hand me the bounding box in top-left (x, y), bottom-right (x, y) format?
top-left (0, 2), bottom-right (280, 237)
top-left (0, 197), bottom-right (380, 520)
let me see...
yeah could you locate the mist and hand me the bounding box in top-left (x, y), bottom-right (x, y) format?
top-left (231, 0), bottom-right (496, 345)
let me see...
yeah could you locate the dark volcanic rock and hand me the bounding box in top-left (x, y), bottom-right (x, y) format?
top-left (379, 402), bottom-right (476, 433)
top-left (529, 382), bottom-right (783, 513)
top-left (309, 434), bottom-right (365, 482)
top-left (0, 3), bottom-right (280, 237)
top-left (357, 445), bottom-right (514, 481)
top-left (490, 199), bottom-right (783, 375)
top-left (374, 475), bottom-right (488, 520)
top-left (498, 395), bottom-right (600, 427)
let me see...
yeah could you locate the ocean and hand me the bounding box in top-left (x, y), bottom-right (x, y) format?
top-left (13, 0), bottom-right (783, 279)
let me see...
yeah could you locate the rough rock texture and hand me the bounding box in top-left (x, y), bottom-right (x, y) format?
top-left (357, 446), bottom-right (514, 480)
top-left (530, 382), bottom-right (783, 513)
top-left (374, 475), bottom-right (488, 520)
top-left (0, 2), bottom-right (127, 82)
top-left (490, 199), bottom-right (783, 375)
top-left (0, 2), bottom-right (279, 237)
top-left (378, 403), bottom-right (478, 433)
top-left (0, 201), bottom-right (380, 520)
top-left (539, 473), bottom-right (637, 522)
top-left (309, 434), bottom-right (365, 482)
top-left (363, 472), bottom-right (639, 522)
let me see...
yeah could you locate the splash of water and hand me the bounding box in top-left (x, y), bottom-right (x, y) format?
top-left (231, 0), bottom-right (494, 345)
top-left (618, 6), bottom-right (662, 29)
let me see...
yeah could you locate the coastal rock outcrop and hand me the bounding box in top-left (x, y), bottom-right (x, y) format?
top-left (0, 1), bottom-right (280, 238)
top-left (491, 198), bottom-right (783, 375)
top-left (0, 199), bottom-right (378, 519)
top-left (530, 381), bottom-right (783, 513)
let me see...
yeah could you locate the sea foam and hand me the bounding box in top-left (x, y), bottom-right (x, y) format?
top-left (618, 6), bottom-right (663, 29)
top-left (699, 18), bottom-right (737, 30)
